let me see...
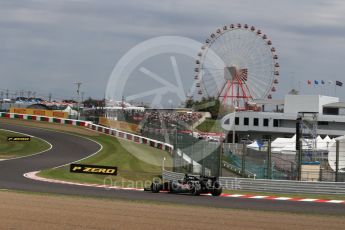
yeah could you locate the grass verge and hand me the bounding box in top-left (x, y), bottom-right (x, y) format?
top-left (0, 129), bottom-right (51, 159)
top-left (0, 118), bottom-right (172, 187)
top-left (196, 119), bottom-right (222, 132)
top-left (38, 134), bottom-right (173, 188)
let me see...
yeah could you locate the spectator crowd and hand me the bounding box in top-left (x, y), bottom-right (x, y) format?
top-left (105, 110), bottom-right (202, 129)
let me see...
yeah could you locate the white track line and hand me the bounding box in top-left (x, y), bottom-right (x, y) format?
top-left (250, 195), bottom-right (269, 199)
top-left (300, 198), bottom-right (318, 202)
top-left (0, 124), bottom-right (103, 169)
top-left (50, 135), bottom-right (103, 169)
top-left (273, 197), bottom-right (292, 200)
top-left (0, 128), bottom-right (53, 161)
top-left (327, 200), bottom-right (345, 203)
top-left (23, 171), bottom-right (144, 191)
top-left (227, 194), bottom-right (244, 197)
top-left (0, 125), bottom-right (103, 177)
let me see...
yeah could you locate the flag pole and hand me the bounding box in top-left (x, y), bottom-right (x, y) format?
top-left (298, 80), bottom-right (301, 92)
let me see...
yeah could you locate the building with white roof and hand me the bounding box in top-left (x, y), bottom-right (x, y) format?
top-left (222, 94), bottom-right (345, 142)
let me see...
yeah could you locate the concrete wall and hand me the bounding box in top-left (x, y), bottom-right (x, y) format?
top-left (284, 95), bottom-right (339, 114)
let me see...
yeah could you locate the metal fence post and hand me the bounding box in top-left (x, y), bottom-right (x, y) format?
top-left (219, 141), bottom-right (223, 177)
top-left (290, 162), bottom-right (294, 180)
top-left (336, 140), bottom-right (340, 182)
top-left (296, 118), bottom-right (302, 181)
top-left (267, 139), bottom-right (272, 179)
top-left (202, 140), bottom-right (205, 176)
top-left (242, 142), bottom-right (246, 177)
top-left (319, 167), bottom-right (323, 182)
top-left (297, 138), bottom-right (302, 181)
top-left (190, 139), bottom-right (194, 173)
top-left (181, 150), bottom-right (183, 172)
top-left (173, 149), bottom-right (177, 172)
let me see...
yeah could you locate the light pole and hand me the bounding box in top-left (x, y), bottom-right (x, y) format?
top-left (162, 157), bottom-right (166, 171)
top-left (74, 82), bottom-right (82, 120)
top-left (324, 141), bottom-right (329, 167)
top-left (81, 92), bottom-right (85, 105)
top-left (335, 140), bottom-right (340, 182)
top-left (232, 107), bottom-right (238, 144)
top-left (170, 124), bottom-right (178, 171)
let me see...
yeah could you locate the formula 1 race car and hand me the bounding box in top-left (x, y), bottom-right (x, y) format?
top-left (145, 174), bottom-right (222, 196)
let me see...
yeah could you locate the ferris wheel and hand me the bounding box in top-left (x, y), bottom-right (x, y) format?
top-left (194, 23), bottom-right (279, 110)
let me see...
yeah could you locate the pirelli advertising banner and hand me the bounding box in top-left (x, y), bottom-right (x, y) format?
top-left (9, 108), bottom-right (68, 118)
top-left (7, 136), bottom-right (31, 141)
top-left (70, 164), bottom-right (117, 176)
top-left (98, 117), bottom-right (140, 134)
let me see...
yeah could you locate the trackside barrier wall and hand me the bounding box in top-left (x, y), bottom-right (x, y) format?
top-left (0, 113), bottom-right (90, 127)
top-left (162, 169), bottom-right (345, 195)
top-left (222, 161), bottom-right (256, 179)
top-left (87, 123), bottom-right (173, 153)
top-left (162, 170), bottom-right (185, 181)
top-left (0, 112), bottom-right (173, 154)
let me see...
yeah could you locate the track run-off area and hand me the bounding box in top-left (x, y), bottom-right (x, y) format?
top-left (0, 120), bottom-right (345, 219)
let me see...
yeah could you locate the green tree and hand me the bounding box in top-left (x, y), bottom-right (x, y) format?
top-left (185, 97), bottom-right (223, 119)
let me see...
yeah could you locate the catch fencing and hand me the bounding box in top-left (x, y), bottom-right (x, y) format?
top-left (162, 169), bottom-right (345, 195)
top-left (223, 140), bottom-right (345, 182)
top-left (143, 130), bottom-right (222, 177)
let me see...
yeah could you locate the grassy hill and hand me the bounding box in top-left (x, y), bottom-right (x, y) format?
top-left (196, 119), bottom-right (223, 133)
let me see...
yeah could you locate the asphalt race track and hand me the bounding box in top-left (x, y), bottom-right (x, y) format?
top-left (0, 122), bottom-right (344, 215)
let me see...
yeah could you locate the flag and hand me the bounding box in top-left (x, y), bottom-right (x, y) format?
top-left (307, 80), bottom-right (312, 85)
top-left (328, 80), bottom-right (333, 85)
top-left (321, 80), bottom-right (325, 85)
top-left (336, 80), bottom-right (343, 87)
top-left (314, 80), bottom-right (319, 85)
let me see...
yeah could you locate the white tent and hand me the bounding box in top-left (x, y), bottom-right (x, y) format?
top-left (315, 136), bottom-right (327, 151)
top-left (271, 137), bottom-right (294, 153)
top-left (290, 134), bottom-right (296, 141)
top-left (280, 143), bottom-right (296, 154)
top-left (328, 136), bottom-right (345, 172)
top-left (247, 141), bottom-right (260, 150)
top-left (324, 135), bottom-right (332, 143)
top-left (271, 138), bottom-right (292, 148)
top-left (63, 105), bottom-right (78, 116)
top-left (269, 135), bottom-right (344, 172)
top-left (272, 135), bottom-right (337, 154)
top-left (316, 135), bottom-right (323, 142)
top-left (315, 136), bottom-right (333, 151)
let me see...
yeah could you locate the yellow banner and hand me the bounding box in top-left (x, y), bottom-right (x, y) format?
top-left (10, 108), bottom-right (68, 118)
top-left (99, 117), bottom-right (139, 133)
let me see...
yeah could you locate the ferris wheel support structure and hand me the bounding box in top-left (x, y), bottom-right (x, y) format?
top-left (194, 23), bottom-right (280, 111)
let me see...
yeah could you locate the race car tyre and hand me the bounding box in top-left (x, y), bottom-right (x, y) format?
top-left (211, 181), bottom-right (222, 196)
top-left (191, 183), bottom-right (201, 196)
top-left (143, 187), bottom-right (151, 191)
top-left (151, 182), bottom-right (160, 193)
top-left (164, 181), bottom-right (173, 193)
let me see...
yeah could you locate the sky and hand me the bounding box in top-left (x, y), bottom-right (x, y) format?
top-left (1, 0), bottom-right (345, 104)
